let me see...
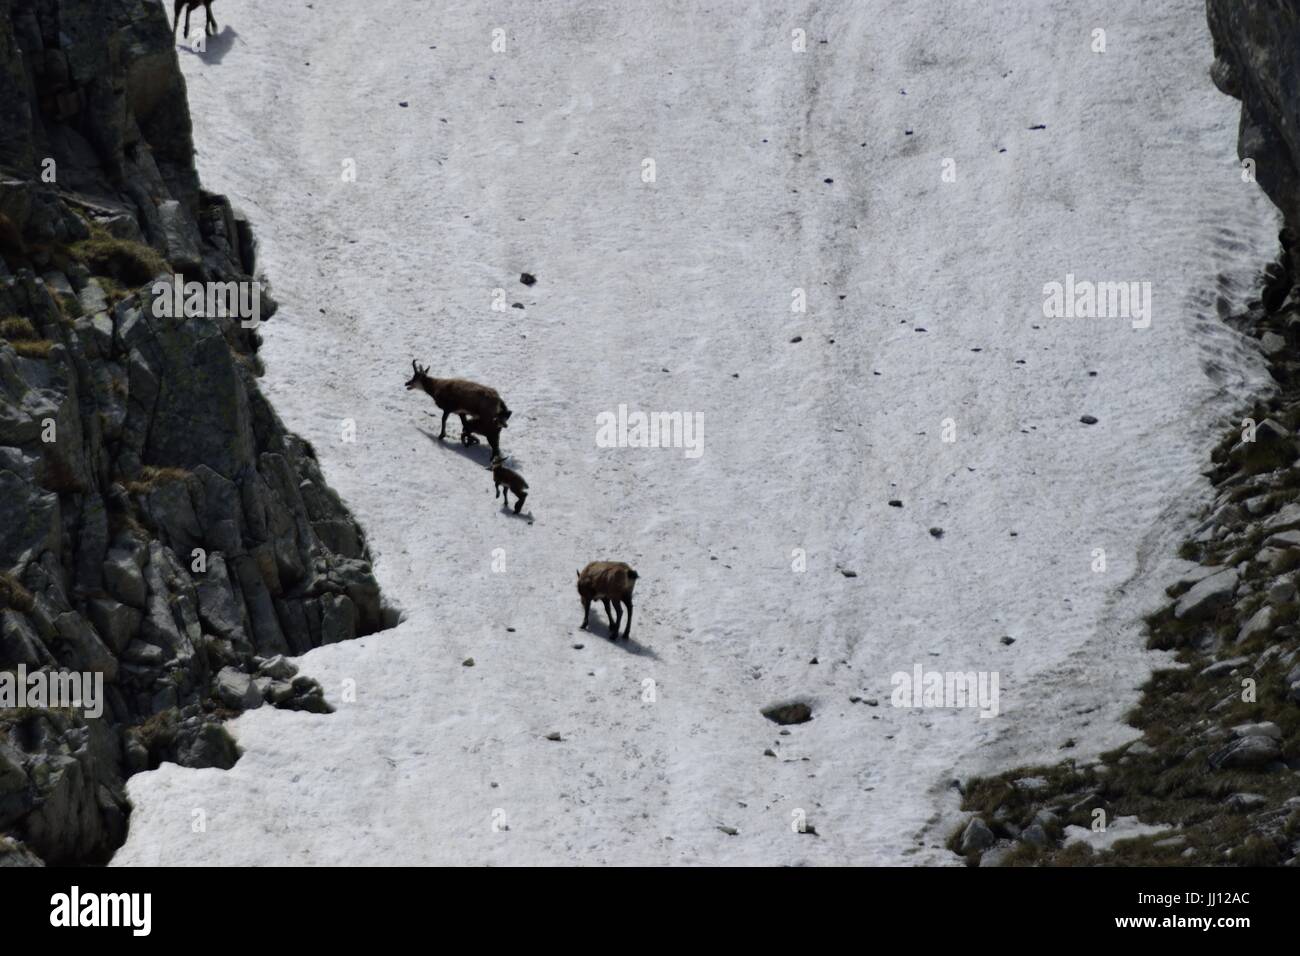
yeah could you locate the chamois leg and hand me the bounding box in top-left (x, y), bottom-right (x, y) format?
top-left (438, 409), bottom-right (450, 440)
top-left (494, 481), bottom-right (501, 499)
top-left (610, 601), bottom-right (622, 640)
top-left (622, 597), bottom-right (633, 640)
top-left (601, 599), bottom-right (614, 633)
top-left (500, 488), bottom-right (511, 510)
top-left (206, 3), bottom-right (217, 35)
top-left (513, 491), bottom-right (525, 514)
top-left (183, 7), bottom-right (191, 38)
top-left (580, 597), bottom-right (591, 630)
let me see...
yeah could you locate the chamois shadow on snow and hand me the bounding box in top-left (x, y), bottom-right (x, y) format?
top-left (582, 620), bottom-right (660, 660)
top-left (416, 425), bottom-right (495, 467)
top-left (177, 27), bottom-right (239, 66)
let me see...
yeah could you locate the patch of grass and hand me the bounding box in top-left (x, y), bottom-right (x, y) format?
top-left (0, 315), bottom-right (37, 340)
top-left (0, 571), bottom-right (34, 612)
top-left (108, 508), bottom-right (149, 541)
top-left (9, 339), bottom-right (54, 359)
top-left (131, 708), bottom-right (179, 757)
top-left (95, 276), bottom-right (133, 306)
top-left (68, 224), bottom-right (168, 287)
top-left (123, 466), bottom-right (192, 494)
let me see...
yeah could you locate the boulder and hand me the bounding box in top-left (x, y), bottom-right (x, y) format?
top-left (1236, 604), bottom-right (1274, 643)
top-left (214, 667), bottom-right (262, 710)
top-left (960, 817), bottom-right (996, 854)
top-left (1210, 735), bottom-right (1281, 770)
top-left (1173, 566), bottom-right (1240, 621)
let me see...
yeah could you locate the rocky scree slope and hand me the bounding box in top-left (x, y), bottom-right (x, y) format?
top-left (946, 0), bottom-right (1300, 867)
top-left (0, 0), bottom-right (389, 866)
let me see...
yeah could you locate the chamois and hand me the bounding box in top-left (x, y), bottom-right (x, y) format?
top-left (577, 561), bottom-right (638, 640)
top-left (489, 455), bottom-right (528, 514)
top-left (173, 0), bottom-right (217, 39)
top-left (460, 414), bottom-right (503, 459)
top-left (406, 360), bottom-right (512, 442)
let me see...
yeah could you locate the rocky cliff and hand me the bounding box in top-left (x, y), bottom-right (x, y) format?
top-left (1209, 0), bottom-right (1300, 280)
top-left (942, 2), bottom-right (1300, 867)
top-left (0, 0), bottom-right (390, 865)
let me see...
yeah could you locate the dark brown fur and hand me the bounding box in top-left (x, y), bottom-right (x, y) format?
top-left (173, 0), bottom-right (217, 38)
top-left (461, 414), bottom-right (503, 459)
top-left (406, 360), bottom-right (512, 442)
top-left (577, 561), bottom-right (638, 640)
top-left (489, 456), bottom-right (528, 514)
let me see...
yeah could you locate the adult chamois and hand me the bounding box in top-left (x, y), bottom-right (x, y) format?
top-left (406, 360), bottom-right (512, 444)
top-left (173, 0), bottom-right (217, 39)
top-left (577, 561), bottom-right (638, 640)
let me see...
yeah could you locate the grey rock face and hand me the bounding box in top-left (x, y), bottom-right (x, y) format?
top-left (102, 547), bottom-right (146, 609)
top-left (1208, 1), bottom-right (1300, 263)
top-left (0, 0), bottom-right (390, 865)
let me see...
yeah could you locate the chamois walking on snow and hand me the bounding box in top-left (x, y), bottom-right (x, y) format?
top-left (489, 455), bottom-right (528, 514)
top-left (406, 360), bottom-right (512, 444)
top-left (577, 561), bottom-right (638, 641)
top-left (173, 0), bottom-right (217, 38)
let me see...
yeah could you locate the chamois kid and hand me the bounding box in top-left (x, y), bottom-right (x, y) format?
top-left (489, 455), bottom-right (528, 513)
top-left (406, 360), bottom-right (512, 442)
top-left (461, 414), bottom-right (503, 459)
top-left (577, 561), bottom-right (638, 640)
top-left (173, 0), bottom-right (217, 38)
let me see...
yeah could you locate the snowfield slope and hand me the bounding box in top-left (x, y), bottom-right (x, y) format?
top-left (116, 0), bottom-right (1277, 865)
